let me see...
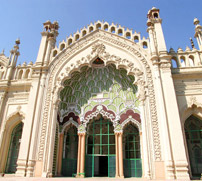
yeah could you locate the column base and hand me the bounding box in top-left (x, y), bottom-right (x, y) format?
top-left (15, 159), bottom-right (26, 177)
top-left (115, 176), bottom-right (124, 179)
top-left (155, 161), bottom-right (165, 179)
top-left (42, 172), bottom-right (52, 178)
top-left (175, 161), bottom-right (190, 180)
top-left (26, 160), bottom-right (35, 177)
top-left (34, 161), bottom-right (43, 177)
top-left (76, 174), bottom-right (85, 178)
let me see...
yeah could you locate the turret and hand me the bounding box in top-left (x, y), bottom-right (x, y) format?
top-left (194, 18), bottom-right (202, 50)
top-left (35, 20), bottom-right (59, 66)
top-left (6, 39), bottom-right (20, 80)
top-left (147, 7), bottom-right (167, 55)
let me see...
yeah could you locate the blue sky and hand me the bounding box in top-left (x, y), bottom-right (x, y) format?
top-left (0, 0), bottom-right (202, 64)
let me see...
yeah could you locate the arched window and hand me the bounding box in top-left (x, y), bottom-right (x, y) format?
top-left (5, 122), bottom-right (23, 173)
top-left (89, 26), bottom-right (94, 32)
top-left (62, 125), bottom-right (78, 176)
top-left (24, 69), bottom-right (30, 79)
top-left (189, 55), bottom-right (195, 67)
top-left (53, 50), bottom-right (58, 57)
top-left (110, 26), bottom-right (115, 33)
top-left (104, 24), bottom-right (108, 31)
top-left (60, 43), bottom-right (65, 51)
top-left (126, 32), bottom-right (131, 39)
top-left (134, 36), bottom-right (139, 43)
top-left (123, 124), bottom-right (142, 177)
top-left (171, 57), bottom-right (178, 68)
top-left (118, 29), bottom-right (123, 36)
top-left (180, 56), bottom-right (186, 67)
top-left (18, 70), bottom-right (23, 79)
top-left (142, 42), bottom-right (148, 49)
top-left (185, 115), bottom-right (202, 179)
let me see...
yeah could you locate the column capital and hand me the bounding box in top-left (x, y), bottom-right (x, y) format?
top-left (78, 132), bottom-right (86, 136)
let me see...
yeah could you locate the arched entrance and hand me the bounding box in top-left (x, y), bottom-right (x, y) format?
top-left (85, 114), bottom-right (115, 177)
top-left (185, 115), bottom-right (202, 179)
top-left (61, 125), bottom-right (78, 176)
top-left (5, 122), bottom-right (23, 173)
top-left (56, 62), bottom-right (142, 178)
top-left (123, 123), bottom-right (142, 177)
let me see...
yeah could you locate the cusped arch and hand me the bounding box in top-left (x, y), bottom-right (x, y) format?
top-left (83, 105), bottom-right (116, 127)
top-left (180, 97), bottom-right (202, 127)
top-left (120, 110), bottom-right (142, 131)
top-left (61, 118), bottom-right (79, 134)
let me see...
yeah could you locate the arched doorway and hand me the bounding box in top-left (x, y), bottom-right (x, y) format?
top-left (5, 122), bottom-right (23, 173)
top-left (123, 123), bottom-right (142, 177)
top-left (185, 115), bottom-right (202, 179)
top-left (61, 125), bottom-right (78, 176)
top-left (85, 114), bottom-right (115, 177)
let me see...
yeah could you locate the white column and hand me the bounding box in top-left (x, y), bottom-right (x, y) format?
top-left (35, 32), bottom-right (48, 66)
top-left (152, 63), bottom-right (173, 179)
top-left (16, 79), bottom-right (40, 177)
top-left (26, 73), bottom-right (47, 177)
top-left (44, 38), bottom-right (55, 66)
top-left (160, 61), bottom-right (189, 180)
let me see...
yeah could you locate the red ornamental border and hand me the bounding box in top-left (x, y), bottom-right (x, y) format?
top-left (119, 109), bottom-right (141, 124)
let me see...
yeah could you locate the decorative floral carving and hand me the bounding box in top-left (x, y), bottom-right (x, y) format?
top-left (91, 43), bottom-right (106, 57)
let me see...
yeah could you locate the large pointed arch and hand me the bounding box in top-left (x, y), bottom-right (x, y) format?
top-left (38, 30), bottom-right (161, 176)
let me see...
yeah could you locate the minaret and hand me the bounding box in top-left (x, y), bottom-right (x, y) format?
top-left (147, 7), bottom-right (167, 55)
top-left (194, 18), bottom-right (202, 50)
top-left (6, 39), bottom-right (20, 80)
top-left (35, 21), bottom-right (59, 66)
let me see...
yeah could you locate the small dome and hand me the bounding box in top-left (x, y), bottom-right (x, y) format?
top-left (194, 18), bottom-right (200, 25)
top-left (177, 47), bottom-right (183, 53)
top-left (45, 20), bottom-right (51, 23)
top-left (15, 38), bottom-right (20, 45)
top-left (169, 48), bottom-right (175, 53)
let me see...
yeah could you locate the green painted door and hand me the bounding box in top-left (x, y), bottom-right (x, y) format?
top-left (5, 123), bottom-right (23, 173)
top-left (185, 115), bottom-right (202, 179)
top-left (123, 124), bottom-right (142, 177)
top-left (85, 116), bottom-right (115, 177)
top-left (62, 126), bottom-right (78, 176)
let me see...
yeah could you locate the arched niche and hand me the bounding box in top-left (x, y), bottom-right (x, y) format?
top-left (0, 112), bottom-right (25, 173)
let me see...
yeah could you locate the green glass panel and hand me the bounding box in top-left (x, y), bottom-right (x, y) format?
top-left (86, 117), bottom-right (115, 177)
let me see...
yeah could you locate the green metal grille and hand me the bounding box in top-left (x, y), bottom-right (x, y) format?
top-left (62, 126), bottom-right (78, 177)
top-left (123, 124), bottom-right (142, 177)
top-left (85, 116), bottom-right (115, 177)
top-left (5, 122), bottom-right (23, 173)
top-left (185, 115), bottom-right (202, 179)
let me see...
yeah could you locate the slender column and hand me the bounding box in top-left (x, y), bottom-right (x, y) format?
top-left (76, 134), bottom-right (81, 177)
top-left (79, 133), bottom-right (86, 178)
top-left (115, 133), bottom-right (119, 178)
top-left (57, 133), bottom-right (64, 176)
top-left (118, 133), bottom-right (124, 178)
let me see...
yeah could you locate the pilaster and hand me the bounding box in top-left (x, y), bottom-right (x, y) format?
top-left (159, 57), bottom-right (189, 180)
top-left (16, 79), bottom-right (40, 177)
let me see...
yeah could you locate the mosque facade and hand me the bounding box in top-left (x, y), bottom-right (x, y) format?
top-left (0, 7), bottom-right (202, 179)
